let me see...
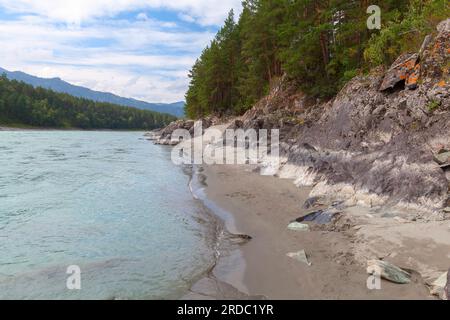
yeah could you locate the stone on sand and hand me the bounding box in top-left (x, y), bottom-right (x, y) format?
top-left (430, 271), bottom-right (449, 300)
top-left (287, 222), bottom-right (310, 232)
top-left (287, 250), bottom-right (312, 266)
top-left (302, 196), bottom-right (323, 209)
top-left (367, 260), bottom-right (411, 284)
top-left (296, 208), bottom-right (340, 225)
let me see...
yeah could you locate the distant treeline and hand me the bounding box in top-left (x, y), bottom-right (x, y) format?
top-left (0, 74), bottom-right (177, 129)
top-left (185, 0), bottom-right (448, 118)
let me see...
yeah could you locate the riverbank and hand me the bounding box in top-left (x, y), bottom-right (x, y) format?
top-left (152, 19), bottom-right (449, 300)
top-left (0, 126), bottom-right (149, 132)
top-left (186, 163), bottom-right (449, 299)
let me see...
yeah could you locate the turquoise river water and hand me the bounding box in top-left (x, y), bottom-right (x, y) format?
top-left (0, 131), bottom-right (216, 299)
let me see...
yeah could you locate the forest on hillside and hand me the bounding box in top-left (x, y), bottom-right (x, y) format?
top-left (0, 74), bottom-right (176, 130)
top-left (185, 0), bottom-right (449, 118)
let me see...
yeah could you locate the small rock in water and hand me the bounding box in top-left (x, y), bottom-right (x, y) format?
top-left (287, 250), bottom-right (311, 266)
top-left (287, 222), bottom-right (310, 232)
top-left (227, 234), bottom-right (253, 245)
top-left (367, 260), bottom-right (411, 284)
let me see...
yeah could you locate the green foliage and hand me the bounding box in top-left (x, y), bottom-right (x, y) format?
top-left (364, 0), bottom-right (449, 66)
top-left (185, 0), bottom-right (449, 119)
top-left (0, 76), bottom-right (176, 129)
top-left (427, 99), bottom-right (441, 112)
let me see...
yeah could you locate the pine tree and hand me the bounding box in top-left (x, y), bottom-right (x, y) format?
top-left (184, 0), bottom-right (450, 118)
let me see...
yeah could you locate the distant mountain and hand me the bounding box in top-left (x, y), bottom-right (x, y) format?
top-left (0, 67), bottom-right (184, 118)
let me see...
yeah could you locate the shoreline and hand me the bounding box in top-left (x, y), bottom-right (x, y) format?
top-left (182, 165), bottom-right (261, 300)
top-left (186, 163), bottom-right (446, 299)
top-left (0, 126), bottom-right (154, 132)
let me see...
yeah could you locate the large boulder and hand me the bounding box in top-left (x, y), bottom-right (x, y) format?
top-left (154, 119), bottom-right (195, 145)
top-left (379, 53), bottom-right (419, 91)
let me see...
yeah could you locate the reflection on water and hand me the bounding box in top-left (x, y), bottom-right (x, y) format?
top-left (0, 131), bottom-right (215, 300)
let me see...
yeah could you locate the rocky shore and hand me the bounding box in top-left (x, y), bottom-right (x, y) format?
top-left (147, 19), bottom-right (450, 300)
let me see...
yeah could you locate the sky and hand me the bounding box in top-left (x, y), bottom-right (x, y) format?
top-left (0, 0), bottom-right (242, 103)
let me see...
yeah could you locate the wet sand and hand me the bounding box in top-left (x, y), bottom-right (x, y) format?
top-left (192, 164), bottom-right (437, 300)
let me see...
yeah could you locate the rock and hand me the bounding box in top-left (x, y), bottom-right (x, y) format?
top-left (153, 119), bottom-right (196, 145)
top-left (228, 119), bottom-right (244, 130)
top-left (287, 250), bottom-right (311, 266)
top-left (301, 143), bottom-right (317, 152)
top-left (366, 260), bottom-right (411, 284)
top-left (443, 207), bottom-right (450, 213)
top-left (405, 63), bottom-right (420, 90)
top-left (144, 129), bottom-right (165, 141)
top-left (287, 222), bottom-right (310, 232)
top-left (302, 196), bottom-right (324, 209)
top-left (228, 234), bottom-right (253, 245)
top-left (434, 151), bottom-right (450, 165)
top-left (380, 53), bottom-right (419, 91)
top-left (189, 118), bottom-right (212, 135)
top-left (446, 271), bottom-right (450, 300)
top-left (437, 18), bottom-right (450, 33)
top-left (419, 34), bottom-right (433, 57)
top-left (430, 271), bottom-right (449, 300)
top-left (394, 216), bottom-right (409, 223)
top-left (296, 208), bottom-right (340, 225)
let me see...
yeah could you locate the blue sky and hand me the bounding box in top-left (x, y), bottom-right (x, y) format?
top-left (0, 0), bottom-right (242, 102)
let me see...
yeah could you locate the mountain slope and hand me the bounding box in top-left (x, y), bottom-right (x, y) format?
top-left (0, 67), bottom-right (184, 117)
top-left (0, 74), bottom-right (176, 129)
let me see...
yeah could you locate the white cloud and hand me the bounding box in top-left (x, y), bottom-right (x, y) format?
top-left (0, 18), bottom-right (201, 103)
top-left (0, 0), bottom-right (242, 26)
top-left (136, 12), bottom-right (149, 21)
top-left (0, 1), bottom-right (242, 102)
top-left (178, 13), bottom-right (196, 23)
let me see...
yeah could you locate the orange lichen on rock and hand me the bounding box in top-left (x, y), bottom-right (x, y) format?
top-left (406, 64), bottom-right (421, 89)
top-left (380, 53), bottom-right (419, 91)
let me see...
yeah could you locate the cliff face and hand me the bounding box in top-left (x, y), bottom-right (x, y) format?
top-left (153, 19), bottom-right (450, 216)
top-left (234, 19), bottom-right (450, 215)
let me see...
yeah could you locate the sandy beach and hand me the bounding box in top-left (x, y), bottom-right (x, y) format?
top-left (185, 163), bottom-right (449, 300)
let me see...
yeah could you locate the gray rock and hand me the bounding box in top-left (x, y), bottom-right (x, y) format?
top-left (302, 196), bottom-right (323, 209)
top-left (419, 34), bottom-right (432, 57)
top-left (379, 53), bottom-right (419, 91)
top-left (287, 250), bottom-right (311, 266)
top-left (437, 18), bottom-right (450, 33)
top-left (296, 208), bottom-right (340, 225)
top-left (434, 152), bottom-right (450, 165)
top-left (447, 270), bottom-right (450, 300)
top-left (367, 260), bottom-right (411, 284)
top-left (430, 271), bottom-right (449, 300)
top-left (287, 222), bottom-right (310, 232)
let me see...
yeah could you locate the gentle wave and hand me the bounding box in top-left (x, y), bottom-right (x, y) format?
top-left (0, 131), bottom-right (216, 300)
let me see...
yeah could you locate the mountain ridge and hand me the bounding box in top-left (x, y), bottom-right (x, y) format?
top-left (0, 67), bottom-right (184, 117)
